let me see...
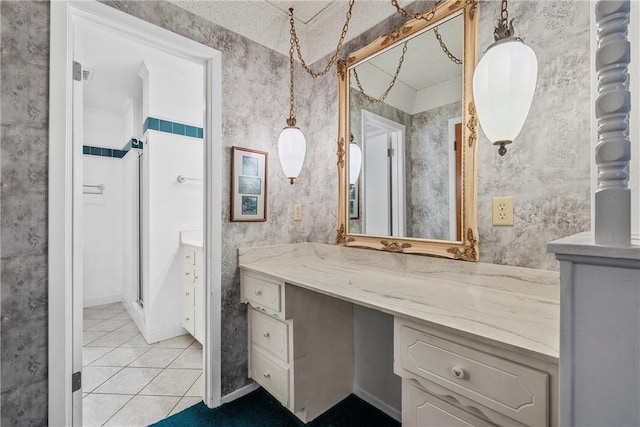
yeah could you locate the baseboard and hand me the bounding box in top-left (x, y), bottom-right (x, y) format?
top-left (221, 382), bottom-right (260, 404)
top-left (353, 385), bottom-right (401, 422)
top-left (83, 294), bottom-right (121, 308)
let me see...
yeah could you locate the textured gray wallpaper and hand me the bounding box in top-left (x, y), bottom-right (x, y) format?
top-left (0, 0), bottom-right (591, 424)
top-left (1, 1), bottom-right (50, 425)
top-left (410, 101), bottom-right (462, 241)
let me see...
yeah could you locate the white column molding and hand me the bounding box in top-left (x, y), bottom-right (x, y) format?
top-left (594, 0), bottom-right (631, 245)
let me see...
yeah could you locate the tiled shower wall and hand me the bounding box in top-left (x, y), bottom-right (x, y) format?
top-left (0, 0), bottom-right (591, 424)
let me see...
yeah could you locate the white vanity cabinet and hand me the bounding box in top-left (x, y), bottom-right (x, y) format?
top-left (395, 317), bottom-right (557, 427)
top-left (182, 243), bottom-right (204, 343)
top-left (241, 269), bottom-right (354, 423)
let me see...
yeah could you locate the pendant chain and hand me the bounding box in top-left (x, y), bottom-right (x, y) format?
top-left (352, 41), bottom-right (408, 104)
top-left (391, 0), bottom-right (441, 21)
top-left (501, 0), bottom-right (509, 27)
top-left (434, 27), bottom-right (462, 65)
top-left (287, 8), bottom-right (297, 126)
top-left (289, 0), bottom-right (355, 79)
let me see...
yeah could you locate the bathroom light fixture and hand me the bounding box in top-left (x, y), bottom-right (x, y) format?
top-left (472, 0), bottom-right (537, 156)
top-left (349, 134), bottom-right (362, 186)
top-left (277, 8), bottom-right (307, 185)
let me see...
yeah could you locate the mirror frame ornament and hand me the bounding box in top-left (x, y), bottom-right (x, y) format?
top-left (336, 0), bottom-right (479, 261)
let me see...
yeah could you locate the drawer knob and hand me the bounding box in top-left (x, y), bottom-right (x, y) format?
top-left (263, 372), bottom-right (270, 379)
top-left (186, 292), bottom-right (190, 296)
top-left (451, 367), bottom-right (465, 379)
top-left (194, 275), bottom-right (199, 280)
top-left (263, 331), bottom-right (270, 338)
top-left (185, 272), bottom-right (190, 276)
top-left (254, 290), bottom-right (263, 296)
top-left (186, 317), bottom-right (190, 321)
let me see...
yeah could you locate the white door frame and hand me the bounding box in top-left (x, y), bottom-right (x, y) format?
top-left (49, 2), bottom-right (223, 425)
top-left (361, 110), bottom-right (406, 237)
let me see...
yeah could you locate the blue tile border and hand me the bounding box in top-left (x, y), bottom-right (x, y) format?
top-left (143, 116), bottom-right (203, 139)
top-left (83, 138), bottom-right (143, 159)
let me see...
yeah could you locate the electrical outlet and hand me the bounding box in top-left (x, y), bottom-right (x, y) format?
top-left (293, 204), bottom-right (302, 221)
top-left (492, 196), bottom-right (514, 226)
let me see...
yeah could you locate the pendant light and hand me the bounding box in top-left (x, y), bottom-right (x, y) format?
top-left (349, 134), bottom-right (362, 186)
top-left (473, 0), bottom-right (538, 156)
top-left (277, 8), bottom-right (307, 185)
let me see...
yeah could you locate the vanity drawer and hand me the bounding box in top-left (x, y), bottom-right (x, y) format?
top-left (251, 345), bottom-right (289, 406)
top-left (183, 283), bottom-right (195, 306)
top-left (403, 379), bottom-right (496, 427)
top-left (250, 307), bottom-right (289, 362)
top-left (396, 322), bottom-right (548, 426)
top-left (242, 271), bottom-right (282, 313)
top-left (183, 306), bottom-right (195, 336)
top-left (184, 265), bottom-right (195, 283)
top-left (183, 248), bottom-right (196, 266)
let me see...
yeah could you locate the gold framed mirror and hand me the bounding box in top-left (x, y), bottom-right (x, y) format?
top-left (336, 0), bottom-right (479, 261)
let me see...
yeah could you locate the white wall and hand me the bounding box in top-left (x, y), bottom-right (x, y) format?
top-left (143, 131), bottom-right (203, 338)
top-left (84, 107), bottom-right (127, 149)
top-left (82, 154), bottom-right (126, 307)
top-left (140, 61), bottom-right (204, 127)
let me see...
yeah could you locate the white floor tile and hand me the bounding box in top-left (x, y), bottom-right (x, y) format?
top-left (86, 330), bottom-right (139, 347)
top-left (169, 396), bottom-right (202, 416)
top-left (116, 322), bottom-right (142, 333)
top-left (82, 366), bottom-right (122, 393)
top-left (90, 347), bottom-right (149, 367)
top-left (91, 302), bottom-right (124, 311)
top-left (83, 309), bottom-right (122, 320)
top-left (83, 318), bottom-right (103, 330)
top-left (184, 373), bottom-right (204, 397)
top-left (128, 348), bottom-right (183, 369)
top-left (168, 348), bottom-right (203, 369)
top-left (85, 318), bottom-right (131, 332)
top-left (83, 330), bottom-right (109, 346)
top-left (93, 367), bottom-right (161, 395)
top-left (139, 368), bottom-right (201, 397)
top-left (155, 334), bottom-right (195, 349)
top-left (111, 310), bottom-right (133, 319)
top-left (104, 395), bottom-right (180, 427)
top-left (83, 347), bottom-right (114, 367)
top-left (82, 393), bottom-right (133, 427)
top-left (188, 339), bottom-right (203, 350)
top-left (120, 334), bottom-right (154, 348)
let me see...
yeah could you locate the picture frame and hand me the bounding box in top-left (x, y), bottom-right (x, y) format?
top-left (231, 146), bottom-right (267, 222)
top-left (349, 183), bottom-right (360, 219)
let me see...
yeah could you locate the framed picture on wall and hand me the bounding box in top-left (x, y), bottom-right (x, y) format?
top-left (231, 146), bottom-right (267, 222)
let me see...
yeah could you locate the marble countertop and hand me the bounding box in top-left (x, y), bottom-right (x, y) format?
top-left (180, 230), bottom-right (202, 248)
top-left (239, 242), bottom-right (560, 362)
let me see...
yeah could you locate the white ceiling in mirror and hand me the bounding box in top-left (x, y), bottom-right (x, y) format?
top-left (350, 12), bottom-right (463, 114)
top-left (166, 0), bottom-right (402, 64)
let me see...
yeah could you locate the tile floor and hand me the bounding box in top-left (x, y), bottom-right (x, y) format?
top-left (83, 302), bottom-right (203, 426)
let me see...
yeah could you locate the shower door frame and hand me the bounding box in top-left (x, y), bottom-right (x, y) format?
top-left (48, 2), bottom-right (223, 425)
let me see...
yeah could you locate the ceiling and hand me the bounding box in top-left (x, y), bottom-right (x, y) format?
top-left (166, 0), bottom-right (404, 64)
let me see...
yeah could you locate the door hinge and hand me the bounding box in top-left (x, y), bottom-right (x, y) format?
top-left (73, 61), bottom-right (82, 82)
top-left (387, 148), bottom-right (395, 157)
top-left (72, 371), bottom-right (81, 392)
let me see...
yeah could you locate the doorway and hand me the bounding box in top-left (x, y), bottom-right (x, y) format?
top-left (49, 2), bottom-right (223, 426)
top-left (361, 110), bottom-right (406, 237)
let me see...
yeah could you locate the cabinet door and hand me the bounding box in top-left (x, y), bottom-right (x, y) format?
top-left (403, 380), bottom-right (496, 427)
top-left (194, 267), bottom-right (204, 343)
top-left (183, 305), bottom-right (195, 336)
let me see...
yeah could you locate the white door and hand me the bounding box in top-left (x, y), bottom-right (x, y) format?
top-left (72, 23), bottom-right (85, 426)
top-left (363, 132), bottom-right (391, 236)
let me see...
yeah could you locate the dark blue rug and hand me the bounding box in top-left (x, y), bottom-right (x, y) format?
top-left (151, 387), bottom-right (400, 427)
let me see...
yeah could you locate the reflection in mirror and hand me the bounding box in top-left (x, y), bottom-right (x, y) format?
top-left (348, 12), bottom-right (463, 241)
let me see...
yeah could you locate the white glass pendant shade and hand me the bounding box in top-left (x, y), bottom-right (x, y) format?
top-left (278, 126), bottom-right (307, 184)
top-left (349, 143), bottom-right (362, 186)
top-left (473, 39), bottom-right (538, 150)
